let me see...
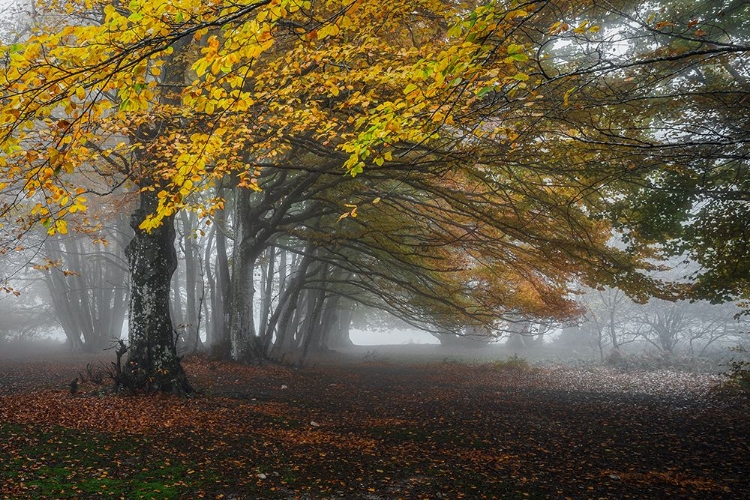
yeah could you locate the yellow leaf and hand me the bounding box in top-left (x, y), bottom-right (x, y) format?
top-left (55, 219), bottom-right (68, 235)
top-left (573, 21), bottom-right (589, 34)
top-left (317, 23), bottom-right (340, 40)
top-left (403, 83), bottom-right (419, 97)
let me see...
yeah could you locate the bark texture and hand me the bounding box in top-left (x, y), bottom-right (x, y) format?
top-left (123, 189), bottom-right (192, 394)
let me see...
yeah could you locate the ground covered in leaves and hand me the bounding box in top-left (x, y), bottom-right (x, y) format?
top-left (0, 345), bottom-right (748, 499)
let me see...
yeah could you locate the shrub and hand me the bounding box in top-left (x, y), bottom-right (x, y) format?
top-left (486, 354), bottom-right (529, 371)
top-left (723, 346), bottom-right (750, 394)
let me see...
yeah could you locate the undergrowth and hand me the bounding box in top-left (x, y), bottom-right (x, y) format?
top-left (485, 354), bottom-right (530, 370)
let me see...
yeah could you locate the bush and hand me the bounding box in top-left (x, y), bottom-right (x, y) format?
top-left (486, 354), bottom-right (529, 371)
top-left (723, 346), bottom-right (750, 394)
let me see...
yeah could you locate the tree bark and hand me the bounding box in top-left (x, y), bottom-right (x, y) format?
top-left (229, 188), bottom-right (258, 362)
top-left (329, 297), bottom-right (354, 349)
top-left (124, 188), bottom-right (191, 394)
top-left (210, 183), bottom-right (232, 359)
top-left (180, 210), bottom-right (204, 354)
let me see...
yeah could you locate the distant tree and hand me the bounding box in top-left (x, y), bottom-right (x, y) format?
top-left (634, 298), bottom-right (747, 356)
top-left (0, 283), bottom-right (56, 343)
top-left (172, 210), bottom-right (205, 355)
top-left (575, 287), bottom-right (639, 362)
top-left (39, 216), bottom-right (130, 351)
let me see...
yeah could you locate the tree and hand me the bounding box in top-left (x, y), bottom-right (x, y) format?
top-left (525, 0), bottom-right (750, 304)
top-left (632, 297), bottom-right (748, 356)
top-left (172, 210), bottom-right (206, 355)
top-left (39, 214), bottom-right (130, 351)
top-left (0, 274), bottom-right (57, 343)
top-left (576, 286), bottom-right (640, 361)
top-left (3, 0), bottom-right (746, 384)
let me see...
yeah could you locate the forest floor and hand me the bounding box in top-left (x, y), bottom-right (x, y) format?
top-left (0, 343), bottom-right (748, 499)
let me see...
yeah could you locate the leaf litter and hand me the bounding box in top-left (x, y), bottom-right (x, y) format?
top-left (0, 353), bottom-right (748, 499)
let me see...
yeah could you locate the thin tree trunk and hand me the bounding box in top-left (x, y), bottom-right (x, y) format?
top-left (181, 211), bottom-right (203, 354)
top-left (211, 183), bottom-right (232, 359)
top-left (258, 245), bottom-right (275, 348)
top-left (203, 223), bottom-right (216, 346)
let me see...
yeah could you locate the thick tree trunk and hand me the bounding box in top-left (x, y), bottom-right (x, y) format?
top-left (229, 189), bottom-right (257, 362)
top-left (326, 297), bottom-right (354, 349)
top-left (123, 189), bottom-right (191, 394)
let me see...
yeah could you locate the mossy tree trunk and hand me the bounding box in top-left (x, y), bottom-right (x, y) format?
top-left (123, 187), bottom-right (192, 395)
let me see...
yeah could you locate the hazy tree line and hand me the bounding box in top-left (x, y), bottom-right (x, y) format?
top-left (4, 202), bottom-right (747, 368)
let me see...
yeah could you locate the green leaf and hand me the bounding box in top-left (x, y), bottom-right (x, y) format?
top-left (476, 86), bottom-right (494, 97)
top-left (447, 24), bottom-right (462, 38)
top-left (504, 53), bottom-right (528, 63)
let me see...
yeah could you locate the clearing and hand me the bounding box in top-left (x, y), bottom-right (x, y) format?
top-left (0, 344), bottom-right (748, 499)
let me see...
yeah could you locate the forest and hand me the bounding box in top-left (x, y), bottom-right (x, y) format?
top-left (0, 0), bottom-right (749, 498)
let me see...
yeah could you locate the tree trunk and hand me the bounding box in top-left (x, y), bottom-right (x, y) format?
top-left (203, 223), bottom-right (216, 346)
top-left (180, 210), bottom-right (204, 354)
top-left (258, 245), bottom-right (275, 348)
top-left (124, 189), bottom-right (191, 394)
top-left (325, 296), bottom-right (354, 349)
top-left (210, 183), bottom-right (232, 359)
top-left (317, 294), bottom-right (339, 349)
top-left (229, 188), bottom-right (257, 362)
top-left (298, 284), bottom-right (326, 366)
top-left (269, 248), bottom-right (313, 361)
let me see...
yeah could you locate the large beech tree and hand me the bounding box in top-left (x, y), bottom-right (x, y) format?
top-left (1, 0), bottom-right (747, 386)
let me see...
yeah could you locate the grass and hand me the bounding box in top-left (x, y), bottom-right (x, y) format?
top-left (0, 423), bottom-right (206, 499)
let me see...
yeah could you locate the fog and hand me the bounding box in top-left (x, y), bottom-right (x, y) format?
top-left (0, 213), bottom-right (747, 372)
top-left (2, 279), bottom-right (747, 372)
top-left (349, 328), bottom-right (439, 346)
